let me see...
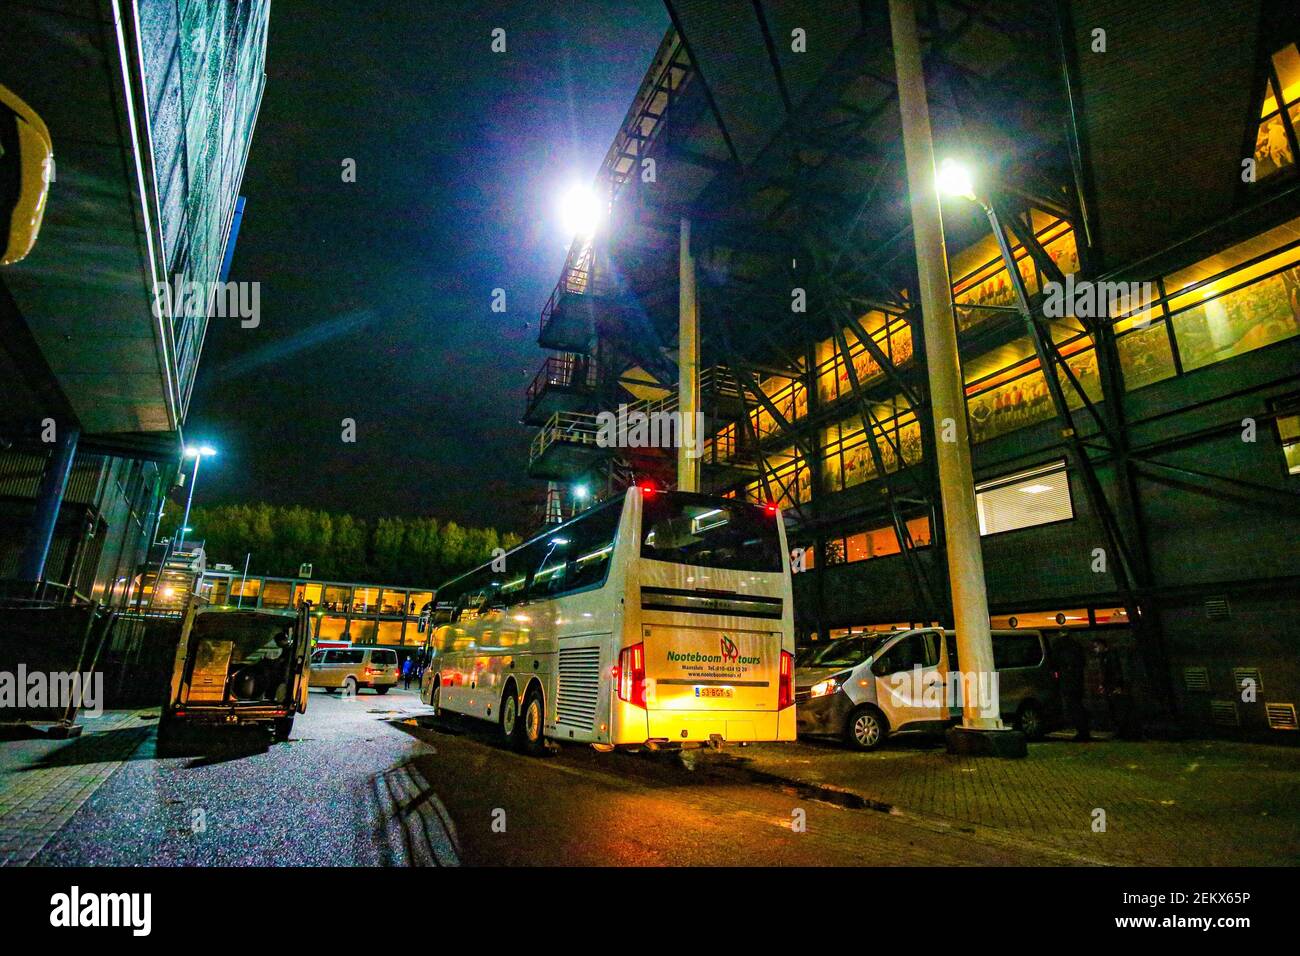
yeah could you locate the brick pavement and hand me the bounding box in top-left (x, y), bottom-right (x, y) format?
top-left (710, 732), bottom-right (1300, 865)
top-left (0, 709), bottom-right (153, 866)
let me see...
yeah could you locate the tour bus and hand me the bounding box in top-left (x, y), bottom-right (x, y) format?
top-left (418, 485), bottom-right (797, 754)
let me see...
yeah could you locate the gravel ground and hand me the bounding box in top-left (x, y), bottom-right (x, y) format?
top-left (34, 687), bottom-right (436, 866)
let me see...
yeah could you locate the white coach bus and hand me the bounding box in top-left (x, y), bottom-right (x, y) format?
top-left (418, 485), bottom-right (796, 754)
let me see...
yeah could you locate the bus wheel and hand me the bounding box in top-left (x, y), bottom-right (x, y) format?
top-left (429, 679), bottom-right (442, 717)
top-left (500, 686), bottom-right (521, 746)
top-left (845, 705), bottom-right (886, 751)
top-left (519, 685), bottom-right (546, 756)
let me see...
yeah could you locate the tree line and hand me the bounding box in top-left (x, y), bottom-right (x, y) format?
top-left (168, 502), bottom-right (522, 587)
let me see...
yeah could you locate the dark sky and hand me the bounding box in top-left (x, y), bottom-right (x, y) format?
top-left (186, 1), bottom-right (668, 533)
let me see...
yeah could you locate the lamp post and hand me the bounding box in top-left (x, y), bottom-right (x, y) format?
top-left (175, 444), bottom-right (216, 552)
top-left (572, 483), bottom-right (589, 517)
top-left (888, 0), bottom-right (1023, 756)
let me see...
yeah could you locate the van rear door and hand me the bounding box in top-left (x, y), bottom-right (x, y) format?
top-left (641, 624), bottom-right (780, 712)
top-left (290, 605), bottom-right (312, 713)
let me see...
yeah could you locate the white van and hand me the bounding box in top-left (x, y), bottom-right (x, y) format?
top-left (795, 628), bottom-right (1062, 749)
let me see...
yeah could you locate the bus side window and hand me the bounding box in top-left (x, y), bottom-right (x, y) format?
top-left (566, 503), bottom-right (621, 592)
top-left (528, 535), bottom-right (570, 600)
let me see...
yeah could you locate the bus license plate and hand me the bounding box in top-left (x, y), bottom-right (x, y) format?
top-left (696, 686), bottom-right (733, 699)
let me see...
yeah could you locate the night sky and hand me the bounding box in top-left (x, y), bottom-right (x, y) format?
top-left (186, 1), bottom-right (668, 532)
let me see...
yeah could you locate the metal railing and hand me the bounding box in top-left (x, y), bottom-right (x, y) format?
top-left (525, 354), bottom-right (597, 408)
top-left (538, 260), bottom-right (592, 340)
top-left (538, 29), bottom-right (693, 335)
top-left (529, 410), bottom-right (607, 465)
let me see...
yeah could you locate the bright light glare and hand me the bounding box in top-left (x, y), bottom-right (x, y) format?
top-left (936, 158), bottom-right (976, 201)
top-left (560, 184), bottom-right (602, 238)
top-left (573, 484), bottom-right (590, 500)
top-left (185, 444), bottom-right (217, 457)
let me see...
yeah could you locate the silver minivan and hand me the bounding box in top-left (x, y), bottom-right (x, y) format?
top-left (795, 628), bottom-right (1062, 750)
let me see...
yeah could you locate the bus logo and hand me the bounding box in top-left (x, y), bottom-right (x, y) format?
top-left (720, 635), bottom-right (739, 662)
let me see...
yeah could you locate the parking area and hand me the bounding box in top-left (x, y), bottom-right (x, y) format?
top-left (709, 731), bottom-right (1300, 866)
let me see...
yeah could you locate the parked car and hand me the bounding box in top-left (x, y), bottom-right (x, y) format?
top-left (308, 646), bottom-right (399, 695)
top-left (160, 606), bottom-right (312, 751)
top-left (795, 628), bottom-right (1062, 750)
top-left (0, 83), bottom-right (52, 265)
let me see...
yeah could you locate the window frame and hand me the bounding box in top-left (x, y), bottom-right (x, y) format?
top-left (974, 459), bottom-right (1075, 538)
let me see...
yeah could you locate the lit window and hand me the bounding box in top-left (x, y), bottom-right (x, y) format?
top-left (1278, 409), bottom-right (1300, 475)
top-left (976, 461), bottom-right (1073, 535)
top-left (1254, 44), bottom-right (1300, 180)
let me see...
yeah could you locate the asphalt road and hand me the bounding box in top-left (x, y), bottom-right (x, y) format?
top-left (34, 686), bottom-right (1067, 866)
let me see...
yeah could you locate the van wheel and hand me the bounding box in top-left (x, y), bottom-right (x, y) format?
top-left (374, 685), bottom-right (390, 695)
top-left (156, 713), bottom-right (181, 756)
top-left (519, 685), bottom-right (546, 756)
top-left (845, 705), bottom-right (886, 751)
top-left (273, 716), bottom-right (294, 741)
top-left (1016, 701), bottom-right (1046, 740)
top-left (500, 686), bottom-right (521, 746)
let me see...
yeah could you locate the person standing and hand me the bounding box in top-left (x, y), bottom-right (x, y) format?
top-left (1093, 636), bottom-right (1142, 740)
top-left (1055, 630), bottom-right (1091, 741)
top-left (401, 655), bottom-right (413, 689)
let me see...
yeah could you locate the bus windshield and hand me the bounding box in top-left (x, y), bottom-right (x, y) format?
top-left (640, 493), bottom-right (783, 573)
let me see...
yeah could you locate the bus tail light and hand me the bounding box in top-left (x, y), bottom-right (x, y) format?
top-left (617, 643), bottom-right (646, 709)
top-left (778, 650), bottom-right (794, 710)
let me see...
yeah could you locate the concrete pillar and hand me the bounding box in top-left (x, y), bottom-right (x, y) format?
top-left (888, 0), bottom-right (1017, 750)
top-left (677, 216), bottom-right (700, 492)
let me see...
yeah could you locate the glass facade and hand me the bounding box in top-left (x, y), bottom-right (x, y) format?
top-left (1254, 44), bottom-right (1300, 181)
top-left (822, 515), bottom-right (932, 567)
top-left (1113, 216), bottom-right (1300, 390)
top-left (820, 396), bottom-right (922, 493)
top-left (197, 571), bottom-right (438, 647)
top-left (743, 447), bottom-right (811, 508)
top-left (814, 310), bottom-right (913, 404)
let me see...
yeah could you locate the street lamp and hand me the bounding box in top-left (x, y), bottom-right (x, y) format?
top-left (936, 158), bottom-right (977, 203)
top-left (175, 444), bottom-right (216, 552)
top-left (559, 184), bottom-right (603, 240)
top-left (571, 483), bottom-right (590, 518)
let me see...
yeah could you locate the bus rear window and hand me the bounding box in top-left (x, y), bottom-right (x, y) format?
top-left (640, 494), bottom-right (783, 573)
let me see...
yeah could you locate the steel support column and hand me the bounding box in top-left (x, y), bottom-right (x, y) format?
top-left (17, 425), bottom-right (81, 587)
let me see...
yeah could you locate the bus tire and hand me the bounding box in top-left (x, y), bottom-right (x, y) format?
top-left (519, 683), bottom-right (546, 756)
top-left (499, 682), bottom-right (522, 747)
top-left (429, 678), bottom-right (442, 717)
top-left (844, 704), bottom-right (887, 751)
